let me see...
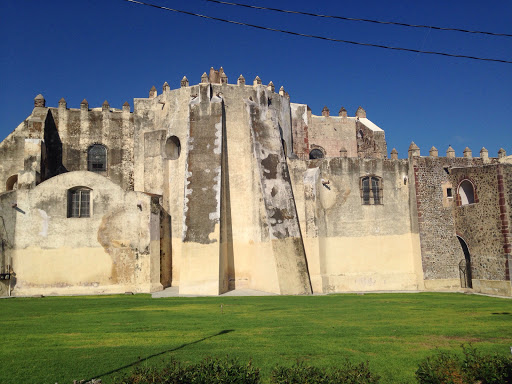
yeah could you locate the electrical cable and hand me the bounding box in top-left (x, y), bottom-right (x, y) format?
top-left (202, 0), bottom-right (512, 38)
top-left (121, 0), bottom-right (512, 64)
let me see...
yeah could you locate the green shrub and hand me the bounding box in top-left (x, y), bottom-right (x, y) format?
top-left (331, 360), bottom-right (381, 384)
top-left (115, 358), bottom-right (380, 384)
top-left (114, 357), bottom-right (260, 384)
top-left (270, 360), bottom-right (380, 384)
top-left (461, 345), bottom-right (512, 384)
top-left (415, 345), bottom-right (512, 384)
top-left (415, 351), bottom-right (464, 384)
top-left (270, 361), bottom-right (326, 383)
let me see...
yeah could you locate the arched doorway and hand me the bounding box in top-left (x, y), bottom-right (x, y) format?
top-left (457, 236), bottom-right (472, 288)
top-left (164, 136), bottom-right (181, 160)
top-left (6, 175), bottom-right (18, 191)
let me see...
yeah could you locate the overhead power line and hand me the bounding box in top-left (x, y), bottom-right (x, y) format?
top-left (202, 0), bottom-right (512, 38)
top-left (121, 0), bottom-right (512, 64)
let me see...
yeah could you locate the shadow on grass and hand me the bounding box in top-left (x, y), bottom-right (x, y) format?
top-left (84, 329), bottom-right (234, 382)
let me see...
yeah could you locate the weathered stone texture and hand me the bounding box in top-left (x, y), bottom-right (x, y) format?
top-left (504, 165), bottom-right (512, 255)
top-left (356, 121), bottom-right (387, 159)
top-left (413, 157), bottom-right (485, 280)
top-left (451, 165), bottom-right (510, 281)
top-left (54, 107), bottom-right (134, 190)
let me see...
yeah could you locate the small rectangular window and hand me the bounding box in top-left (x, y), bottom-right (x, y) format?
top-left (69, 190), bottom-right (90, 218)
top-left (361, 176), bottom-right (383, 205)
top-left (447, 188), bottom-right (453, 198)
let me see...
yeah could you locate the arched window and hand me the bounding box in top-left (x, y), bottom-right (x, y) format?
top-left (6, 175), bottom-right (18, 191)
top-left (309, 149), bottom-right (324, 159)
top-left (360, 176), bottom-right (383, 205)
top-left (164, 136), bottom-right (181, 160)
top-left (87, 144), bottom-right (107, 172)
top-left (68, 187), bottom-right (91, 218)
top-left (458, 180), bottom-right (475, 205)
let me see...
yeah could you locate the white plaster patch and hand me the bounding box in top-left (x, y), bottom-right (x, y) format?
top-left (25, 138), bottom-right (42, 144)
top-left (182, 159), bottom-right (193, 239)
top-left (37, 209), bottom-right (49, 237)
top-left (291, 103), bottom-right (308, 125)
top-left (208, 166), bottom-right (222, 222)
top-left (213, 120), bottom-right (222, 154)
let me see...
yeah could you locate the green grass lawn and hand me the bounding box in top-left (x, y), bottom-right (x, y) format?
top-left (0, 292), bottom-right (510, 384)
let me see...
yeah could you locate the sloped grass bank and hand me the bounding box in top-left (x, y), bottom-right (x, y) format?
top-left (0, 293), bottom-right (510, 383)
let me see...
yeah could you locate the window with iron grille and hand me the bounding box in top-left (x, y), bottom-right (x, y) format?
top-left (360, 176), bottom-right (383, 205)
top-left (87, 144), bottom-right (107, 172)
top-left (68, 189), bottom-right (91, 218)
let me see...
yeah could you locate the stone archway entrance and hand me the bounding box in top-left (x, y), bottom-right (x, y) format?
top-left (457, 236), bottom-right (472, 288)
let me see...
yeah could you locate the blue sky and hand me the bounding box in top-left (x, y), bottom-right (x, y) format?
top-left (1, 0), bottom-right (511, 157)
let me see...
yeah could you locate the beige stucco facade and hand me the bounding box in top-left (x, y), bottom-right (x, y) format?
top-left (0, 68), bottom-right (510, 297)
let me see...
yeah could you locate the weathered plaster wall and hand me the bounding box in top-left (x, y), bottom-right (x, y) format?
top-left (179, 85), bottom-right (226, 295)
top-left (213, 83), bottom-right (282, 294)
top-left (133, 85), bottom-right (191, 288)
top-left (291, 104), bottom-right (309, 158)
top-left (0, 105), bottom-right (49, 193)
top-left (246, 86), bottom-right (311, 295)
top-left (451, 164), bottom-right (511, 296)
top-left (9, 171), bottom-right (162, 295)
top-left (289, 157), bottom-right (423, 293)
top-left (0, 190), bottom-right (17, 296)
top-left (133, 80), bottom-right (310, 295)
top-left (308, 115), bottom-right (358, 158)
top-left (0, 131), bottom-right (25, 193)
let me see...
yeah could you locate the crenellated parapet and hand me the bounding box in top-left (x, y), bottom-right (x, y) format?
top-left (404, 143), bottom-right (504, 162)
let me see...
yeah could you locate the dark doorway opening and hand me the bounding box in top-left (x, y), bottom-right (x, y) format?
top-left (457, 236), bottom-right (472, 288)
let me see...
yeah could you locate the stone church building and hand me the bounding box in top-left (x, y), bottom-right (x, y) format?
top-left (0, 68), bottom-right (510, 297)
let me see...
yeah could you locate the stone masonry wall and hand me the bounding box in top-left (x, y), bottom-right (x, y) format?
top-left (505, 166), bottom-right (512, 256)
top-left (50, 103), bottom-right (135, 191)
top-left (356, 121), bottom-right (387, 159)
top-left (413, 156), bottom-right (486, 280)
top-left (451, 165), bottom-right (507, 281)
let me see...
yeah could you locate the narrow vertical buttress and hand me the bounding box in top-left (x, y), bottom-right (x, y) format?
top-left (245, 89), bottom-right (312, 295)
top-left (180, 85), bottom-right (227, 295)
